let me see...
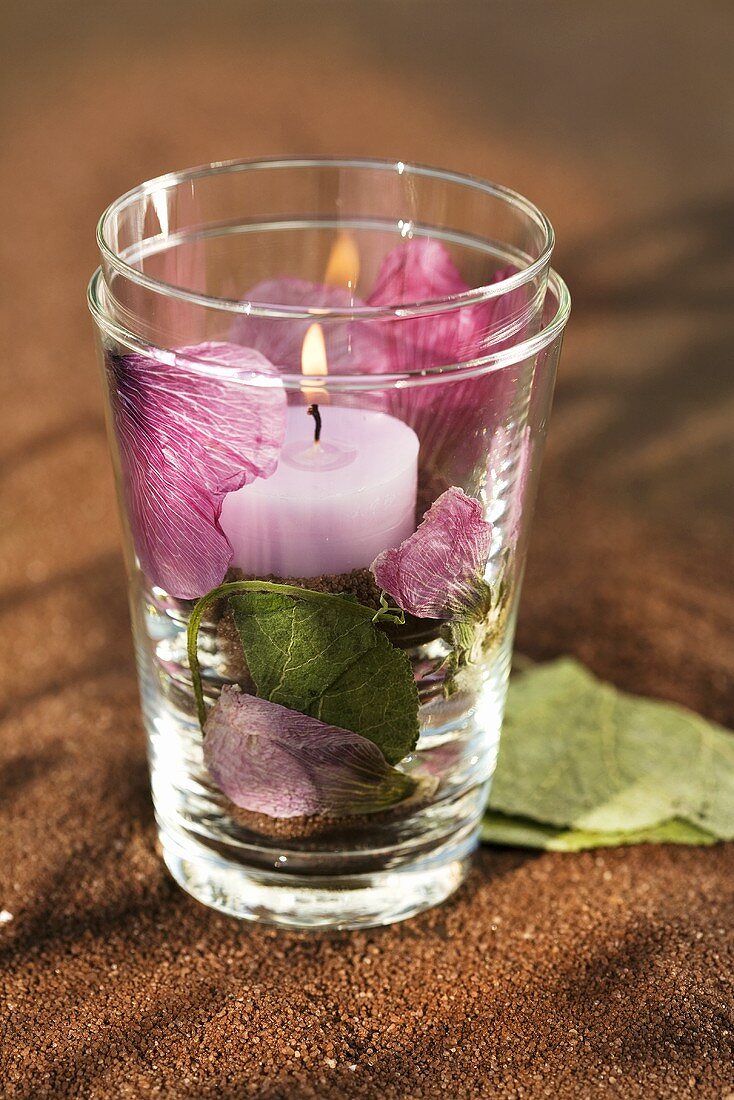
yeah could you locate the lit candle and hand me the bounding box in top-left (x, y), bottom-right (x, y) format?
top-left (220, 324), bottom-right (419, 579)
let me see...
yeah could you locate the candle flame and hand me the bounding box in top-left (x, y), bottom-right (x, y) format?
top-left (301, 322), bottom-right (329, 406)
top-left (324, 231), bottom-right (360, 289)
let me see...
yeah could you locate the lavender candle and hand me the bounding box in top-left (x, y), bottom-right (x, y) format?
top-left (220, 404), bottom-right (418, 577)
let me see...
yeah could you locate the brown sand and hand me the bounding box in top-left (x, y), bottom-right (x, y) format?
top-left (2, 3), bottom-right (734, 1097)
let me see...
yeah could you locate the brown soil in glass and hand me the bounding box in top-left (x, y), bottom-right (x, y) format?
top-left (222, 777), bottom-right (437, 844)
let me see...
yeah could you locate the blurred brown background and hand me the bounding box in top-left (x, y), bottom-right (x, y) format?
top-left (1, 3), bottom-right (733, 1097)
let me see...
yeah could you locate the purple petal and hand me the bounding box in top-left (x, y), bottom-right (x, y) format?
top-left (368, 238), bottom-right (469, 303)
top-left (371, 487), bottom-right (492, 619)
top-left (366, 240), bottom-right (532, 482)
top-left (367, 239), bottom-right (524, 373)
top-left (230, 277), bottom-right (391, 374)
top-left (106, 341), bottom-right (286, 599)
top-left (204, 687), bottom-right (415, 818)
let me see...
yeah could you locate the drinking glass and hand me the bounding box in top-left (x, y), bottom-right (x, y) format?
top-left (89, 157), bottom-right (568, 928)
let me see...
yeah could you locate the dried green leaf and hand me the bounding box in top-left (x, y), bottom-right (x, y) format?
top-left (481, 811), bottom-right (716, 851)
top-left (488, 658), bottom-right (734, 840)
top-left (230, 590), bottom-right (419, 764)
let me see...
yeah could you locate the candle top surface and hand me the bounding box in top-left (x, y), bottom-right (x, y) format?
top-left (257, 405), bottom-right (419, 499)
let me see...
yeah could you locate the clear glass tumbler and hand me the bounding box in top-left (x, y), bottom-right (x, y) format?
top-left (88, 157), bottom-right (569, 928)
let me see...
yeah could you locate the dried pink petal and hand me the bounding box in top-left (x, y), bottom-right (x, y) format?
top-left (365, 240), bottom-right (527, 480)
top-left (204, 687), bottom-right (415, 818)
top-left (106, 341), bottom-right (286, 599)
top-left (371, 487), bottom-right (493, 619)
top-left (230, 277), bottom-right (390, 374)
top-left (369, 237), bottom-right (471, 304)
top-left (367, 239), bottom-right (523, 373)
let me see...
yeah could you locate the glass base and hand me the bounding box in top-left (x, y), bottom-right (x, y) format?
top-left (160, 823), bottom-right (477, 930)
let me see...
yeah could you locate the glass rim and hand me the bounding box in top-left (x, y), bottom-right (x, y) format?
top-left (95, 156), bottom-right (555, 321)
top-left (87, 266), bottom-right (570, 392)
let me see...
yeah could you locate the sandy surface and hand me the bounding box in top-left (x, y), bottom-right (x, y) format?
top-left (1, 3), bottom-right (733, 1096)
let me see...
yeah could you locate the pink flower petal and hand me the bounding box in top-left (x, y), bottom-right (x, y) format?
top-left (367, 239), bottom-right (524, 373)
top-left (368, 237), bottom-right (469, 304)
top-left (204, 687), bottom-right (415, 818)
top-left (371, 487), bottom-right (492, 619)
top-left (230, 277), bottom-right (391, 374)
top-left (363, 241), bottom-right (527, 479)
top-left (106, 341), bottom-right (286, 599)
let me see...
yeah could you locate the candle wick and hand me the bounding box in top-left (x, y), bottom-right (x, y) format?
top-left (307, 403), bottom-right (322, 445)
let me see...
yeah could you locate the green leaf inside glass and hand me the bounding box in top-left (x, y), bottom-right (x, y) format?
top-left (187, 580), bottom-right (419, 766)
top-left (230, 589), bottom-right (419, 765)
